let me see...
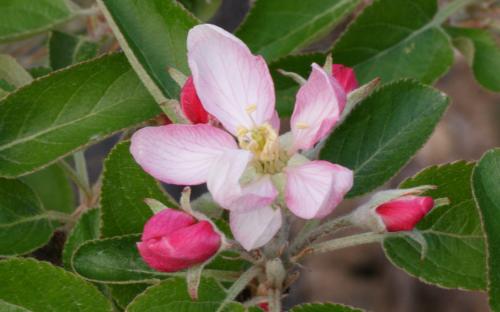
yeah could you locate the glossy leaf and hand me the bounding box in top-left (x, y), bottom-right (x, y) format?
top-left (446, 27), bottom-right (500, 92)
top-left (0, 0), bottom-right (76, 42)
top-left (72, 234), bottom-right (240, 284)
top-left (332, 0), bottom-right (453, 84)
top-left (0, 54), bottom-right (32, 88)
top-left (320, 80), bottom-right (448, 197)
top-left (109, 284), bottom-right (148, 310)
top-left (126, 277), bottom-right (245, 312)
top-left (236, 0), bottom-right (360, 62)
top-left (98, 0), bottom-right (198, 121)
top-left (472, 149), bottom-right (500, 310)
top-left (290, 303), bottom-right (363, 312)
top-left (269, 53), bottom-right (325, 116)
top-left (100, 141), bottom-right (176, 237)
top-left (179, 0), bottom-right (222, 21)
top-left (21, 164), bottom-right (74, 214)
top-left (384, 162), bottom-right (486, 290)
top-left (0, 53), bottom-right (160, 178)
top-left (49, 31), bottom-right (99, 70)
top-left (63, 208), bottom-right (100, 270)
top-left (0, 178), bottom-right (54, 256)
top-left (0, 258), bottom-right (113, 312)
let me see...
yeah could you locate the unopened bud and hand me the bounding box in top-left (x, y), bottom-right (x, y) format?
top-left (137, 208), bottom-right (221, 272)
top-left (180, 76), bottom-right (210, 124)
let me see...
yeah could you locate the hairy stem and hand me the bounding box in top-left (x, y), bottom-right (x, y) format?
top-left (292, 232), bottom-right (386, 262)
top-left (216, 265), bottom-right (262, 312)
top-left (58, 159), bottom-right (92, 202)
top-left (268, 288), bottom-right (282, 312)
top-left (73, 151), bottom-right (90, 204)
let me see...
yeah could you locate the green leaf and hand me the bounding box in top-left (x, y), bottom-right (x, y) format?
top-left (0, 0), bottom-right (77, 42)
top-left (0, 178), bottom-right (54, 255)
top-left (98, 0), bottom-right (198, 121)
top-left (21, 164), bottom-right (74, 214)
top-left (109, 284), bottom-right (148, 310)
top-left (332, 0), bottom-right (453, 84)
top-left (126, 277), bottom-right (244, 312)
top-left (179, 0), bottom-right (222, 21)
top-left (101, 141), bottom-right (176, 237)
top-left (320, 80), bottom-right (448, 197)
top-left (0, 53), bottom-right (160, 178)
top-left (0, 258), bottom-right (113, 312)
top-left (0, 54), bottom-right (32, 88)
top-left (72, 234), bottom-right (166, 283)
top-left (472, 149), bottom-right (500, 310)
top-left (72, 234), bottom-right (240, 284)
top-left (0, 300), bottom-right (31, 312)
top-left (446, 27), bottom-right (500, 92)
top-left (384, 162), bottom-right (486, 290)
top-left (49, 31), bottom-right (99, 70)
top-left (290, 303), bottom-right (363, 312)
top-left (269, 53), bottom-right (325, 116)
top-left (236, 0), bottom-right (361, 62)
top-left (63, 208), bottom-right (100, 270)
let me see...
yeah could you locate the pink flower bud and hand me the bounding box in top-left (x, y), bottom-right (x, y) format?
top-left (332, 64), bottom-right (358, 94)
top-left (375, 196), bottom-right (434, 232)
top-left (180, 76), bottom-right (210, 124)
top-left (258, 302), bottom-right (269, 311)
top-left (137, 208), bottom-right (221, 272)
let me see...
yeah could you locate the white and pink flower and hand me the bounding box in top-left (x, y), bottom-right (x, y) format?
top-left (131, 24), bottom-right (353, 251)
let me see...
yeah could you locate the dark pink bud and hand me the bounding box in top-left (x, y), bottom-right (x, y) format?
top-left (180, 76), bottom-right (210, 124)
top-left (332, 64), bottom-right (358, 94)
top-left (258, 302), bottom-right (269, 311)
top-left (375, 196), bottom-right (434, 232)
top-left (137, 208), bottom-right (221, 272)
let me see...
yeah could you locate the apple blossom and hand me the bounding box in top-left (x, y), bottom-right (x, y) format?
top-left (180, 76), bottom-right (210, 124)
top-left (131, 24), bottom-right (353, 251)
top-left (332, 64), bottom-right (358, 94)
top-left (137, 208), bottom-right (221, 272)
top-left (375, 195), bottom-right (434, 232)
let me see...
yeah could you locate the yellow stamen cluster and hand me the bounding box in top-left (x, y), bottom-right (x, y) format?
top-left (237, 123), bottom-right (289, 174)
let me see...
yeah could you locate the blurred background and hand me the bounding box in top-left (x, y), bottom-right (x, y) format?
top-left (1, 0), bottom-right (499, 311)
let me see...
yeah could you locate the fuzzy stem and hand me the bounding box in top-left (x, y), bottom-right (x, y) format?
top-left (58, 159), bottom-right (92, 202)
top-left (216, 265), bottom-right (262, 312)
top-left (268, 288), bottom-right (282, 312)
top-left (73, 151), bottom-right (91, 204)
top-left (293, 232), bottom-right (386, 262)
top-left (290, 216), bottom-right (352, 255)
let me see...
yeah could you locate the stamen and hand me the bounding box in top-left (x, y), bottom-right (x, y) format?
top-left (245, 104), bottom-right (257, 114)
top-left (295, 122), bottom-right (310, 129)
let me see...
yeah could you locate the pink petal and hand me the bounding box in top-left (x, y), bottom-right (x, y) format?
top-left (130, 124), bottom-right (237, 185)
top-left (285, 160), bottom-right (353, 219)
top-left (180, 76), bottom-right (210, 124)
top-left (207, 149), bottom-right (277, 211)
top-left (332, 64), bottom-right (358, 94)
top-left (141, 208), bottom-right (195, 241)
top-left (187, 24), bottom-right (276, 134)
top-left (376, 196), bottom-right (434, 232)
top-left (230, 206), bottom-right (282, 251)
top-left (290, 63), bottom-right (346, 152)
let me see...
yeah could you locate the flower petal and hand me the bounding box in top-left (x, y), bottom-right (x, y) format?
top-left (285, 160), bottom-right (353, 219)
top-left (332, 64), bottom-right (358, 95)
top-left (130, 124), bottom-right (237, 185)
top-left (376, 196), bottom-right (434, 232)
top-left (230, 206), bottom-right (282, 250)
top-left (141, 208), bottom-right (195, 241)
top-left (207, 149), bottom-right (277, 211)
top-left (187, 24), bottom-right (276, 134)
top-left (290, 63), bottom-right (346, 152)
top-left (180, 76), bottom-right (210, 124)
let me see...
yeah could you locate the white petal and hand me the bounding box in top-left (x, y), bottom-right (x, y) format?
top-left (187, 24), bottom-right (276, 134)
top-left (285, 160), bottom-right (353, 219)
top-left (290, 63), bottom-right (346, 152)
top-left (130, 124), bottom-right (236, 185)
top-left (230, 206), bottom-right (282, 251)
top-left (207, 150), bottom-right (277, 211)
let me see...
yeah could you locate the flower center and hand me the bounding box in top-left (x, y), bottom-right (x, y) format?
top-left (237, 123), bottom-right (289, 174)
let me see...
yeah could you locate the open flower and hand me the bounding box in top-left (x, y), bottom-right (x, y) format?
top-left (131, 24), bottom-right (353, 250)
